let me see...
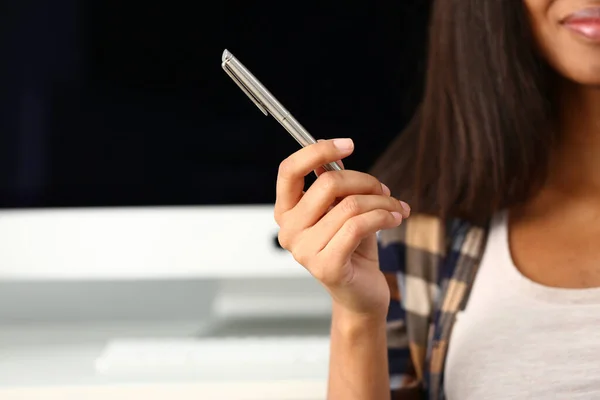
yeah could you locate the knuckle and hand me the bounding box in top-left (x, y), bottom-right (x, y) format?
top-left (273, 211), bottom-right (282, 226)
top-left (278, 157), bottom-right (294, 177)
top-left (344, 217), bottom-right (362, 238)
top-left (339, 196), bottom-right (361, 216)
top-left (277, 234), bottom-right (289, 250)
top-left (292, 248), bottom-right (310, 267)
top-left (317, 171), bottom-right (340, 192)
top-left (288, 237), bottom-right (313, 266)
top-left (277, 230), bottom-right (292, 250)
top-left (274, 209), bottom-right (290, 227)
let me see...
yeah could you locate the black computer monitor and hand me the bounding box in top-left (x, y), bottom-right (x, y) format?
top-left (0, 0), bottom-right (429, 209)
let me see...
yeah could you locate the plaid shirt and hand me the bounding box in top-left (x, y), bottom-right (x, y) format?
top-left (378, 214), bottom-right (489, 400)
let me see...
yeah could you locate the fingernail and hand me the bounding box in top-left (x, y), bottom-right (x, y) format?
top-left (391, 212), bottom-right (403, 223)
top-left (333, 138), bottom-right (354, 151)
top-left (381, 183), bottom-right (391, 196)
top-left (400, 201), bottom-right (411, 214)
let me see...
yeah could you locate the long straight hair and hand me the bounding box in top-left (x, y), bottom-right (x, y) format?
top-left (371, 0), bottom-right (555, 224)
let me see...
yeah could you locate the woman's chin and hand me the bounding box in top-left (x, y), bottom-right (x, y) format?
top-left (560, 64), bottom-right (600, 87)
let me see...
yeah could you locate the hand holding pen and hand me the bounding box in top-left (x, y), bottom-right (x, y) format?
top-left (222, 49), bottom-right (410, 318)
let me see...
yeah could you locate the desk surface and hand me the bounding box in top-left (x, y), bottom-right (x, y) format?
top-left (0, 319), bottom-right (329, 399)
top-left (0, 381), bottom-right (327, 400)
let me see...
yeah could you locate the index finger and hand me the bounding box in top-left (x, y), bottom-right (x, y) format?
top-left (274, 138), bottom-right (354, 217)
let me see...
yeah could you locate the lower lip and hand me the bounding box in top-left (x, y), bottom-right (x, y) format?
top-left (562, 18), bottom-right (600, 41)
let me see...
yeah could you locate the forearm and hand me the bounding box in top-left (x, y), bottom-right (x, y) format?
top-left (327, 303), bottom-right (390, 400)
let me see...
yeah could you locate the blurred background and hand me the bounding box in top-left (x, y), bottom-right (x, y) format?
top-left (0, 0), bottom-right (429, 398)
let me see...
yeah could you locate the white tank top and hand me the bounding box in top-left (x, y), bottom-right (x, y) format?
top-left (444, 211), bottom-right (600, 400)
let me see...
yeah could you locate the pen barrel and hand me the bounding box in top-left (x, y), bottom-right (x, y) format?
top-left (279, 117), bottom-right (316, 148)
top-left (278, 118), bottom-right (342, 171)
top-left (222, 50), bottom-right (342, 172)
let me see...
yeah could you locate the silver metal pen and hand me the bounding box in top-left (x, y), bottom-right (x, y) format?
top-left (221, 49), bottom-right (343, 172)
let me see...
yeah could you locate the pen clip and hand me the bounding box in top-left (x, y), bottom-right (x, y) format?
top-left (222, 62), bottom-right (269, 116)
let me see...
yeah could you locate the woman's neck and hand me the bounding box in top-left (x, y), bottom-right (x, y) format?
top-left (546, 80), bottom-right (600, 197)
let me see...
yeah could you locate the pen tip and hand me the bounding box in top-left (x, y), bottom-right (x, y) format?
top-left (222, 49), bottom-right (232, 63)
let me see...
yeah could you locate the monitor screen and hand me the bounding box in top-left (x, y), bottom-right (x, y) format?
top-left (0, 0), bottom-right (429, 209)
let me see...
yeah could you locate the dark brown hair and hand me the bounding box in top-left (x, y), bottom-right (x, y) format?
top-left (371, 0), bottom-right (556, 224)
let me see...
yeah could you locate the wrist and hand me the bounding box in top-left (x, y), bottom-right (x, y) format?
top-left (331, 302), bottom-right (387, 337)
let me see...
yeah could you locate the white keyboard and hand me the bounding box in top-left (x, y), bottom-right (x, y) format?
top-left (95, 336), bottom-right (330, 380)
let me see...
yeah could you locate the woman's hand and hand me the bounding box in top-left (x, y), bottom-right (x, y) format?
top-left (274, 138), bottom-right (410, 318)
